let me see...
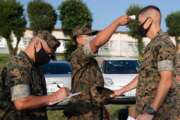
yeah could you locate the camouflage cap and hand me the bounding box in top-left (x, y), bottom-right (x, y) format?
top-left (72, 24), bottom-right (98, 37)
top-left (36, 31), bottom-right (60, 52)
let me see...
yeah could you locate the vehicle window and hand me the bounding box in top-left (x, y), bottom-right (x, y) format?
top-left (41, 62), bottom-right (72, 74)
top-left (103, 60), bottom-right (139, 74)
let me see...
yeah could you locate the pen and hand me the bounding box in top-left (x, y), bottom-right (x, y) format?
top-left (57, 84), bottom-right (61, 88)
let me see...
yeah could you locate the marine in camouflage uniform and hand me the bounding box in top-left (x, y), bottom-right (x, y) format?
top-left (175, 41), bottom-right (180, 83)
top-left (136, 31), bottom-right (180, 120)
top-left (0, 51), bottom-right (47, 120)
top-left (64, 37), bottom-right (106, 120)
top-left (63, 15), bottom-right (130, 120)
top-left (0, 31), bottom-right (67, 120)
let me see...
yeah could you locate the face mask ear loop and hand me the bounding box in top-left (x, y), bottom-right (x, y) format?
top-left (141, 17), bottom-right (153, 29)
top-left (140, 18), bottom-right (149, 28)
top-left (147, 19), bottom-right (153, 30)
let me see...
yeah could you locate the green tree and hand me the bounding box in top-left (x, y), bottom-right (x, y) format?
top-left (166, 11), bottom-right (180, 42)
top-left (64, 40), bottom-right (77, 60)
top-left (27, 0), bottom-right (57, 34)
top-left (58, 0), bottom-right (93, 60)
top-left (0, 0), bottom-right (26, 55)
top-left (58, 0), bottom-right (92, 36)
top-left (126, 5), bottom-right (144, 57)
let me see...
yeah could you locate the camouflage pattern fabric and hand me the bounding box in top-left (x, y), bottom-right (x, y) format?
top-left (175, 53), bottom-right (180, 79)
top-left (64, 37), bottom-right (107, 120)
top-left (0, 51), bottom-right (47, 120)
top-left (0, 67), bottom-right (10, 119)
top-left (174, 53), bottom-right (180, 87)
top-left (136, 31), bottom-right (180, 120)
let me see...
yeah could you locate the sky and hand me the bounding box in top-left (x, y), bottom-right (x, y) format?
top-left (19, 0), bottom-right (180, 32)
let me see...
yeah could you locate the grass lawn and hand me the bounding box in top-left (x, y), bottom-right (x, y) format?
top-left (0, 54), bottom-right (9, 68)
top-left (48, 105), bottom-right (127, 120)
top-left (48, 110), bottom-right (66, 120)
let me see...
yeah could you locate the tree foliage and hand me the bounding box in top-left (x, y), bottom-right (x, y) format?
top-left (0, 0), bottom-right (26, 55)
top-left (65, 40), bottom-right (77, 60)
top-left (126, 4), bottom-right (144, 57)
top-left (27, 0), bottom-right (57, 34)
top-left (58, 0), bottom-right (93, 60)
top-left (58, 0), bottom-right (92, 36)
top-left (166, 11), bottom-right (180, 41)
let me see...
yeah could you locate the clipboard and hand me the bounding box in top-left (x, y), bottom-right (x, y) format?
top-left (48, 92), bottom-right (81, 105)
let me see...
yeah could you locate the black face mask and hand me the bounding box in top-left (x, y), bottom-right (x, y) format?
top-left (35, 47), bottom-right (51, 66)
top-left (138, 18), bottom-right (152, 37)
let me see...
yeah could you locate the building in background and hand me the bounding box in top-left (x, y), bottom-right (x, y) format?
top-left (18, 29), bottom-right (70, 54)
top-left (0, 29), bottom-right (176, 58)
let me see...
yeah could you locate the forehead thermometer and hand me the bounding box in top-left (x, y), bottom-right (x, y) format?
top-left (129, 15), bottom-right (136, 20)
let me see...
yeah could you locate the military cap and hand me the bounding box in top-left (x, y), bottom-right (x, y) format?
top-left (72, 24), bottom-right (98, 37)
top-left (36, 31), bottom-right (60, 52)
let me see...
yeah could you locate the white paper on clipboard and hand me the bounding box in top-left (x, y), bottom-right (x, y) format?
top-left (66, 92), bottom-right (81, 99)
top-left (48, 92), bottom-right (81, 105)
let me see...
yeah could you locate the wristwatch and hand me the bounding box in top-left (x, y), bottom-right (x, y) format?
top-left (144, 104), bottom-right (157, 115)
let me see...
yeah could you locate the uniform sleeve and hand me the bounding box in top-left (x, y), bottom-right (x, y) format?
top-left (157, 43), bottom-right (175, 72)
top-left (175, 53), bottom-right (180, 76)
top-left (6, 66), bottom-right (31, 101)
top-left (83, 37), bottom-right (97, 57)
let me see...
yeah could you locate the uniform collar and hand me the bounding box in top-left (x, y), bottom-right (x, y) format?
top-left (152, 30), bottom-right (167, 41)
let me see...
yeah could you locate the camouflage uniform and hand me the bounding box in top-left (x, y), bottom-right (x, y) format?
top-left (175, 53), bottom-right (180, 78)
top-left (136, 31), bottom-right (180, 120)
top-left (64, 37), bottom-right (106, 120)
top-left (0, 51), bottom-right (47, 120)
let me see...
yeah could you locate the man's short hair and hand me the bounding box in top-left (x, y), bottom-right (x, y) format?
top-left (138, 5), bottom-right (161, 17)
top-left (36, 31), bottom-right (60, 51)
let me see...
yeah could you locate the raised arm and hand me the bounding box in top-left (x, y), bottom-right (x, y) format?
top-left (90, 15), bottom-right (131, 53)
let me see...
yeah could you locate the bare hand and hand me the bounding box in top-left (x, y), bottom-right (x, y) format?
top-left (111, 88), bottom-right (125, 97)
top-left (117, 15), bottom-right (131, 25)
top-left (51, 87), bottom-right (70, 102)
top-left (136, 113), bottom-right (154, 120)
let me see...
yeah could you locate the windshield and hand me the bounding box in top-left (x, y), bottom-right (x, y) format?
top-left (41, 62), bottom-right (72, 74)
top-left (103, 60), bottom-right (139, 74)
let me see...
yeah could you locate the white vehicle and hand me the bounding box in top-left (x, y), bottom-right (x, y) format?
top-left (101, 57), bottom-right (139, 103)
top-left (41, 58), bottom-right (139, 104)
top-left (41, 61), bottom-right (72, 94)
